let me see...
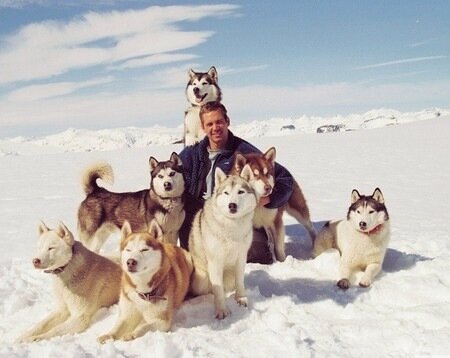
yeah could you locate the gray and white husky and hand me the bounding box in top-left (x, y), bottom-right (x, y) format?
top-left (313, 188), bottom-right (390, 289)
top-left (78, 153), bottom-right (185, 252)
top-left (188, 165), bottom-right (257, 319)
top-left (184, 66), bottom-right (222, 146)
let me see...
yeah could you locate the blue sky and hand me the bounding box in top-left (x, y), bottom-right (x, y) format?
top-left (0, 0), bottom-right (449, 138)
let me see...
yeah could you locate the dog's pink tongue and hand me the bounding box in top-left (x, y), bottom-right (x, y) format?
top-left (195, 97), bottom-right (203, 103)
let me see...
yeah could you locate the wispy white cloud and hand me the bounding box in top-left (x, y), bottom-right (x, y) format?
top-left (354, 56), bottom-right (447, 70)
top-left (0, 0), bottom-right (46, 9)
top-left (7, 76), bottom-right (114, 101)
top-left (0, 4), bottom-right (239, 85)
top-left (111, 53), bottom-right (199, 70)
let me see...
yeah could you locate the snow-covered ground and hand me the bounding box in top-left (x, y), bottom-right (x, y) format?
top-left (0, 114), bottom-right (449, 357)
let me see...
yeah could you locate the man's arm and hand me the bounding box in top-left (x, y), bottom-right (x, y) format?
top-left (265, 162), bottom-right (294, 209)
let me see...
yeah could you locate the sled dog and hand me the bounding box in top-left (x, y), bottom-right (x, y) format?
top-left (184, 66), bottom-right (222, 146)
top-left (313, 188), bottom-right (391, 289)
top-left (98, 220), bottom-right (193, 343)
top-left (19, 221), bottom-right (121, 343)
top-left (232, 147), bottom-right (316, 262)
top-left (189, 166), bottom-right (257, 319)
top-left (78, 153), bottom-right (185, 252)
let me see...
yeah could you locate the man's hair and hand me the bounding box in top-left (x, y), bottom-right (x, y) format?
top-left (199, 101), bottom-right (230, 124)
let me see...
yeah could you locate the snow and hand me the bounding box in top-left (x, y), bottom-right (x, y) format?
top-left (0, 112), bottom-right (449, 357)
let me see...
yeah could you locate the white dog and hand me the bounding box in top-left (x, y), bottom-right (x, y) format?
top-left (188, 166), bottom-right (257, 319)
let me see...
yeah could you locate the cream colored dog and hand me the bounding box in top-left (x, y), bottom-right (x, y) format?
top-left (19, 221), bottom-right (121, 342)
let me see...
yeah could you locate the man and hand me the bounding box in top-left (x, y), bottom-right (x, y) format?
top-left (178, 101), bottom-right (294, 264)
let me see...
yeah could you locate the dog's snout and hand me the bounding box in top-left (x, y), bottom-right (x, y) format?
top-left (264, 184), bottom-right (272, 193)
top-left (193, 87), bottom-right (200, 94)
top-left (32, 258), bottom-right (41, 267)
top-left (164, 182), bottom-right (172, 191)
top-left (228, 202), bottom-right (237, 213)
top-left (359, 221), bottom-right (367, 229)
top-left (127, 258), bottom-right (137, 271)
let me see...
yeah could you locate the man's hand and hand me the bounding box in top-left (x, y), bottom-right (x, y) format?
top-left (258, 196), bottom-right (271, 207)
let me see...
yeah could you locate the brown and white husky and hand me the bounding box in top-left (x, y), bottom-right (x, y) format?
top-left (98, 220), bottom-right (193, 343)
top-left (232, 147), bottom-right (316, 262)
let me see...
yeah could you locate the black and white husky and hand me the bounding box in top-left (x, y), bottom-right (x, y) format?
top-left (313, 188), bottom-right (390, 289)
top-left (184, 66), bottom-right (222, 146)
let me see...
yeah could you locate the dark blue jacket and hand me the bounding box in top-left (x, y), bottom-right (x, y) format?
top-left (179, 131), bottom-right (294, 209)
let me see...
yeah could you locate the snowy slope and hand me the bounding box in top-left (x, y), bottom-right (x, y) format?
top-left (0, 116), bottom-right (449, 357)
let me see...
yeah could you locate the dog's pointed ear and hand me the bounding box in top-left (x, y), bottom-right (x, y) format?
top-left (170, 152), bottom-right (182, 167)
top-left (56, 221), bottom-right (74, 246)
top-left (240, 164), bottom-right (254, 182)
top-left (149, 156), bottom-right (159, 171)
top-left (234, 152), bottom-right (247, 172)
top-left (264, 147), bottom-right (276, 164)
top-left (351, 189), bottom-right (361, 204)
top-left (149, 219), bottom-right (163, 241)
top-left (38, 220), bottom-right (49, 236)
top-left (208, 66), bottom-right (218, 82)
top-left (121, 221), bottom-right (133, 243)
top-left (372, 188), bottom-right (385, 204)
top-left (188, 69), bottom-right (196, 79)
top-left (214, 167), bottom-right (227, 186)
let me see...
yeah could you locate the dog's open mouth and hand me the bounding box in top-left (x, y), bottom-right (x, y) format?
top-left (195, 93), bottom-right (207, 103)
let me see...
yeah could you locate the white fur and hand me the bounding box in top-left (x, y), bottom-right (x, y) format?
top-left (189, 166), bottom-right (257, 319)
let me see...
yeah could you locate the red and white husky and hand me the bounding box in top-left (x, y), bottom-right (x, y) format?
top-left (232, 147), bottom-right (316, 262)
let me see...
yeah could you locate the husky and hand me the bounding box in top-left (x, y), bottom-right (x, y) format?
top-left (313, 188), bottom-right (391, 289)
top-left (184, 66), bottom-right (222, 146)
top-left (232, 147), bottom-right (316, 262)
top-left (78, 153), bottom-right (185, 252)
top-left (189, 165), bottom-right (257, 319)
top-left (98, 220), bottom-right (193, 343)
top-left (18, 221), bottom-right (121, 343)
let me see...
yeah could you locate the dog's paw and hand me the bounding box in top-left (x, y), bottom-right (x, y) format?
top-left (235, 296), bottom-right (248, 307)
top-left (97, 334), bottom-right (116, 344)
top-left (359, 278), bottom-right (371, 288)
top-left (215, 307), bottom-right (231, 320)
top-left (122, 333), bottom-right (136, 341)
top-left (337, 278), bottom-right (350, 290)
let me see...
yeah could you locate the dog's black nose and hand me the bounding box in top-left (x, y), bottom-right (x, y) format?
top-left (164, 182), bottom-right (172, 191)
top-left (193, 87), bottom-right (200, 94)
top-left (229, 202), bottom-right (237, 213)
top-left (32, 258), bottom-right (41, 267)
top-left (127, 258), bottom-right (137, 271)
top-left (359, 221), bottom-right (367, 229)
top-left (264, 184), bottom-right (272, 194)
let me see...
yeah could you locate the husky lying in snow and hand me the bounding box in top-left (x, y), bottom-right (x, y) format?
top-left (188, 165), bottom-right (257, 319)
top-left (98, 220), bottom-right (193, 343)
top-left (313, 188), bottom-right (391, 289)
top-left (78, 153), bottom-right (185, 252)
top-left (19, 221), bottom-right (121, 343)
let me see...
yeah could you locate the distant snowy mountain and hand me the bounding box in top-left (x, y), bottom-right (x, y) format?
top-left (1, 108), bottom-right (447, 154)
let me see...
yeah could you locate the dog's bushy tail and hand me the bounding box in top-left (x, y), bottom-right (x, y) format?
top-left (81, 161), bottom-right (114, 195)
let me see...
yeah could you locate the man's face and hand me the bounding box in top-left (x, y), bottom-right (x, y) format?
top-left (201, 110), bottom-right (229, 150)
